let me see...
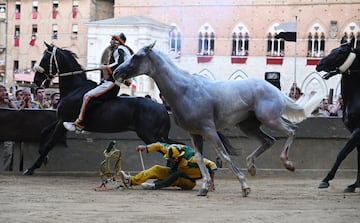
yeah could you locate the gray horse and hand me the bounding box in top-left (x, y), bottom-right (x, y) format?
top-left (113, 42), bottom-right (320, 196)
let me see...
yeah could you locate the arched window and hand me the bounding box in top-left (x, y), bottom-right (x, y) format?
top-left (307, 23), bottom-right (325, 58)
top-left (198, 23), bottom-right (215, 55)
top-left (341, 22), bottom-right (360, 49)
top-left (168, 24), bottom-right (181, 61)
top-left (266, 32), bottom-right (284, 57)
top-left (231, 24), bottom-right (250, 56)
top-left (169, 24), bottom-right (181, 57)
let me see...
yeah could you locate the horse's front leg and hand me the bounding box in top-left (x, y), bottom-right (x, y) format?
top-left (189, 134), bottom-right (210, 196)
top-left (198, 131), bottom-right (251, 197)
top-left (23, 122), bottom-right (66, 175)
top-left (319, 128), bottom-right (360, 189)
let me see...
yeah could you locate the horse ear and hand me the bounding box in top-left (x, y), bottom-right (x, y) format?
top-left (44, 41), bottom-right (51, 49)
top-left (144, 41), bottom-right (156, 52)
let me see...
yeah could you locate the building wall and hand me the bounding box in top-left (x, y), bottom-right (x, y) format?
top-left (111, 0), bottom-right (359, 100)
top-left (3, 0), bottom-right (114, 88)
top-left (0, 0), bottom-right (6, 83)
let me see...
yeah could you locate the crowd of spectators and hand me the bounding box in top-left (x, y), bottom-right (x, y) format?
top-left (0, 85), bottom-right (60, 171)
top-left (287, 85), bottom-right (343, 118)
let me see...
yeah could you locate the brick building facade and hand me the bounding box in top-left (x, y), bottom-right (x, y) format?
top-left (1, 0), bottom-right (359, 101)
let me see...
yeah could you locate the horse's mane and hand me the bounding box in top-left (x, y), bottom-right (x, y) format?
top-left (62, 48), bottom-right (78, 59)
top-left (153, 48), bottom-right (209, 80)
top-left (52, 44), bottom-right (78, 60)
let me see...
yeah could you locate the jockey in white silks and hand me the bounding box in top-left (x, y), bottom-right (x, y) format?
top-left (63, 33), bottom-right (133, 132)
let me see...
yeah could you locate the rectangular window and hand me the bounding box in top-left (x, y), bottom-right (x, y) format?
top-left (32, 24), bottom-right (38, 35)
top-left (0, 4), bottom-right (6, 14)
top-left (30, 25), bottom-right (37, 46)
top-left (14, 25), bottom-right (20, 46)
top-left (52, 24), bottom-right (58, 39)
top-left (72, 0), bottom-right (79, 18)
top-left (15, 2), bottom-right (21, 19)
top-left (71, 24), bottom-right (78, 40)
top-left (13, 60), bottom-right (19, 72)
top-left (32, 1), bottom-right (38, 19)
top-left (52, 1), bottom-right (59, 19)
top-left (31, 60), bottom-right (36, 70)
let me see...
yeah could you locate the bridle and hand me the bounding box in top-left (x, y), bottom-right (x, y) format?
top-left (337, 49), bottom-right (357, 74)
top-left (34, 46), bottom-right (99, 84)
top-left (323, 47), bottom-right (358, 79)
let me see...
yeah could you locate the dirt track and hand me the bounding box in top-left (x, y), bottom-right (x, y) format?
top-left (0, 174), bottom-right (359, 223)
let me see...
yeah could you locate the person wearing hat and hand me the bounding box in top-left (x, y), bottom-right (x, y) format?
top-left (63, 33), bottom-right (133, 132)
top-left (120, 142), bottom-right (217, 191)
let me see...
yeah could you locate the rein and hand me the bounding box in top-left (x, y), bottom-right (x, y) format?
top-left (34, 46), bottom-right (100, 81)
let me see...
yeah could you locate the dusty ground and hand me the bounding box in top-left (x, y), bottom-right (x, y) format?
top-left (0, 174), bottom-right (359, 223)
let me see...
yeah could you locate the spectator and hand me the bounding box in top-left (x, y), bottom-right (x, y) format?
top-left (16, 87), bottom-right (39, 109)
top-left (0, 85), bottom-right (17, 109)
top-left (49, 92), bottom-right (60, 110)
top-left (329, 96), bottom-right (344, 117)
top-left (15, 89), bottom-right (23, 101)
top-left (120, 142), bottom-right (217, 191)
top-left (288, 86), bottom-right (302, 101)
top-left (34, 87), bottom-right (50, 109)
top-left (313, 98), bottom-right (330, 117)
top-left (0, 85), bottom-right (18, 171)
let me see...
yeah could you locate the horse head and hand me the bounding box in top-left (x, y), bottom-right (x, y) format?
top-left (316, 40), bottom-right (357, 80)
top-left (34, 42), bottom-right (59, 87)
top-left (113, 41), bottom-right (156, 82)
top-left (34, 42), bottom-right (83, 88)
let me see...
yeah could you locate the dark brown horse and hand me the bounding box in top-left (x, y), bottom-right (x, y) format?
top-left (316, 40), bottom-right (360, 192)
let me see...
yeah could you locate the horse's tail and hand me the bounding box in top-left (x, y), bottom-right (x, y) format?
top-left (282, 91), bottom-right (323, 123)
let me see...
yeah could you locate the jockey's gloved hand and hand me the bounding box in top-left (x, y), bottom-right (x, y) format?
top-left (123, 79), bottom-right (131, 86)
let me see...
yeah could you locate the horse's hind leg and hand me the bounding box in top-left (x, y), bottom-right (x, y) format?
top-left (344, 146), bottom-right (360, 192)
top-left (319, 128), bottom-right (360, 189)
top-left (239, 118), bottom-right (275, 176)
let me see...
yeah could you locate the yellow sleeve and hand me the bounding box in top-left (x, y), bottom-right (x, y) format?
top-left (146, 142), bottom-right (168, 154)
top-left (204, 158), bottom-right (218, 173)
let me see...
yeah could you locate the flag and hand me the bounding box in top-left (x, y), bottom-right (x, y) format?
top-left (29, 37), bottom-right (36, 46)
top-left (275, 22), bottom-right (297, 42)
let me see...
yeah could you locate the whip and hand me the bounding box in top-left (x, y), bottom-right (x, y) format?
top-left (139, 150), bottom-right (146, 176)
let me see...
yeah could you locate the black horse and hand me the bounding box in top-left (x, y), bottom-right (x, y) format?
top-left (316, 40), bottom-right (360, 192)
top-left (23, 42), bottom-right (179, 175)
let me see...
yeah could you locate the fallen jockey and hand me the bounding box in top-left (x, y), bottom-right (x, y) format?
top-left (120, 142), bottom-right (218, 191)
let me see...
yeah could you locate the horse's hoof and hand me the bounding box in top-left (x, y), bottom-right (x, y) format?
top-left (344, 183), bottom-right (357, 193)
top-left (318, 181), bottom-right (329, 189)
top-left (247, 163), bottom-right (256, 176)
top-left (23, 169), bottom-right (34, 176)
top-left (344, 186), bottom-right (356, 193)
top-left (242, 187), bottom-right (251, 197)
top-left (197, 188), bottom-right (208, 196)
top-left (246, 157), bottom-right (256, 176)
top-left (284, 160), bottom-right (295, 172)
